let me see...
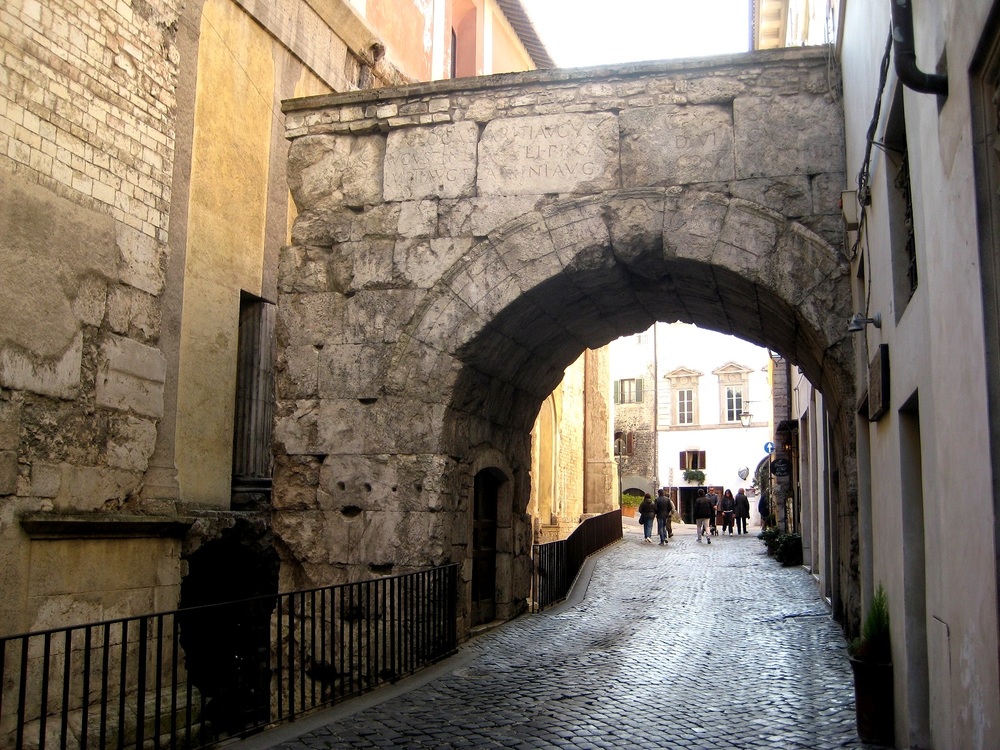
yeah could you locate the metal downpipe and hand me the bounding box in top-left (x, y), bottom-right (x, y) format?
top-left (890, 0), bottom-right (948, 97)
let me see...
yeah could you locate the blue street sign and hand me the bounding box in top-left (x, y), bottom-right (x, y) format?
top-left (765, 441), bottom-right (775, 454)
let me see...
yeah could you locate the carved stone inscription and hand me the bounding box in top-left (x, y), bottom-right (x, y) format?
top-left (384, 122), bottom-right (478, 201)
top-left (734, 94), bottom-right (845, 179)
top-left (620, 105), bottom-right (734, 186)
top-left (478, 114), bottom-right (619, 196)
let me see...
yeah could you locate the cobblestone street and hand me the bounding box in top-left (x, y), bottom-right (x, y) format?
top-left (238, 521), bottom-right (873, 749)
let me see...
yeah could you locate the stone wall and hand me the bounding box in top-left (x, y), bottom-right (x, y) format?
top-left (0, 0), bottom-right (180, 634)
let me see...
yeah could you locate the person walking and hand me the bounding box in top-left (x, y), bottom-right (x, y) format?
top-left (734, 487), bottom-right (750, 534)
top-left (707, 487), bottom-right (719, 536)
top-left (654, 489), bottom-right (673, 545)
top-left (758, 490), bottom-right (770, 528)
top-left (720, 489), bottom-right (736, 535)
top-left (638, 493), bottom-right (656, 544)
top-left (694, 489), bottom-right (714, 544)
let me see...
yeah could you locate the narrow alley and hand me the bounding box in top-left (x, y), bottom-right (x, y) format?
top-left (237, 521), bottom-right (871, 749)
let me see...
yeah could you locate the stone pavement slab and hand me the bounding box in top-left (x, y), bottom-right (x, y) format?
top-left (236, 522), bottom-right (877, 749)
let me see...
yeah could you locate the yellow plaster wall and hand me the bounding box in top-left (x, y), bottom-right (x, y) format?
top-left (175, 0), bottom-right (274, 506)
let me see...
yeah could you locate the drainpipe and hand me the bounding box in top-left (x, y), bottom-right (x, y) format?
top-left (890, 0), bottom-right (948, 97)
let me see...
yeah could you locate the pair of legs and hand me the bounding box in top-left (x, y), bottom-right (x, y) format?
top-left (735, 516), bottom-right (747, 534)
top-left (656, 517), bottom-right (669, 544)
top-left (696, 518), bottom-right (712, 542)
top-left (722, 512), bottom-right (735, 534)
top-left (643, 518), bottom-right (654, 541)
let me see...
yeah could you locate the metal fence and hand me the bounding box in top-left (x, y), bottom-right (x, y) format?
top-left (0, 563), bottom-right (458, 749)
top-left (531, 509), bottom-right (623, 612)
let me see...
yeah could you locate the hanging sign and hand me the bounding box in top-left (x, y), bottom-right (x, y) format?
top-left (771, 457), bottom-right (792, 476)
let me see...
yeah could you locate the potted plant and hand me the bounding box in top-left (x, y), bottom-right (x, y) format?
top-left (848, 584), bottom-right (894, 746)
top-left (682, 469), bottom-right (705, 484)
top-left (619, 493), bottom-right (642, 518)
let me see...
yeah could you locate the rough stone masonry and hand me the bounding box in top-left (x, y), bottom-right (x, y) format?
top-left (276, 46), bottom-right (854, 636)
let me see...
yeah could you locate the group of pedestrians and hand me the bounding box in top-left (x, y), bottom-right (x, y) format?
top-left (693, 487), bottom-right (751, 543)
top-left (637, 489), bottom-right (675, 545)
top-left (638, 486), bottom-right (752, 545)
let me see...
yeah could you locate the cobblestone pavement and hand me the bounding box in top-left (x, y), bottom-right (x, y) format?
top-left (238, 521), bottom-right (875, 749)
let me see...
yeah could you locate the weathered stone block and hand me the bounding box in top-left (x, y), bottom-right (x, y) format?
top-left (287, 134), bottom-right (384, 209)
top-left (116, 223), bottom-right (164, 295)
top-left (478, 114), bottom-right (619, 196)
top-left (344, 290), bottom-right (421, 344)
top-left (621, 105), bottom-right (734, 186)
top-left (317, 343), bottom-right (388, 400)
top-left (29, 462), bottom-right (62, 498)
top-left (107, 286), bottom-right (160, 342)
top-left (277, 345), bottom-right (320, 399)
top-left (276, 292), bottom-right (345, 347)
top-left (394, 237), bottom-right (474, 289)
top-left (728, 176), bottom-right (812, 218)
top-left (94, 335), bottom-right (165, 418)
top-left (397, 200), bottom-right (438, 238)
top-left (438, 196), bottom-right (540, 238)
top-left (55, 466), bottom-right (141, 512)
top-left (0, 401), bottom-right (20, 450)
top-left (383, 122), bottom-right (478, 201)
top-left (273, 400), bottom-right (320, 456)
top-left (71, 275), bottom-right (108, 328)
top-left (734, 94), bottom-right (844, 179)
top-left (105, 415), bottom-right (157, 472)
top-left (0, 331), bottom-right (83, 399)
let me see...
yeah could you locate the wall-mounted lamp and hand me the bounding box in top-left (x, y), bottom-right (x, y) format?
top-left (739, 411), bottom-right (753, 429)
top-left (847, 312), bottom-right (881, 333)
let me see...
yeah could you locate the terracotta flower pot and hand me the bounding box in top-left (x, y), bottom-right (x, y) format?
top-left (621, 505), bottom-right (636, 518)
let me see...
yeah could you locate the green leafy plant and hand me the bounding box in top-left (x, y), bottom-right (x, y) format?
top-left (849, 584), bottom-right (891, 663)
top-left (758, 526), bottom-right (782, 554)
top-left (620, 492), bottom-right (643, 508)
top-left (682, 469), bottom-right (705, 483)
top-left (774, 532), bottom-right (803, 566)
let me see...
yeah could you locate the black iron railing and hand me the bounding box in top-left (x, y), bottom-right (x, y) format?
top-left (0, 563), bottom-right (458, 749)
top-left (531, 509), bottom-right (622, 612)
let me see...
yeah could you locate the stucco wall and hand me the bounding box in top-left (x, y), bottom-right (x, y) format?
top-left (840, 1), bottom-right (1000, 745)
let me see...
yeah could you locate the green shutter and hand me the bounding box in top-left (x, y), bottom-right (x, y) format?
top-left (635, 378), bottom-right (643, 402)
top-left (613, 380), bottom-right (620, 404)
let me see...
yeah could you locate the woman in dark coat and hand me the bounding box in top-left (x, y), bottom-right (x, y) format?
top-left (638, 493), bottom-right (656, 544)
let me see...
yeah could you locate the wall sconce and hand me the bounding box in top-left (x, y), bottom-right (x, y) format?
top-left (739, 411), bottom-right (753, 428)
top-left (847, 312), bottom-right (881, 333)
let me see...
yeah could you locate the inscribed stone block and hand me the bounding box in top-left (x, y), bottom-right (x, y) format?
top-left (620, 105), bottom-right (734, 186)
top-left (734, 94), bottom-right (844, 179)
top-left (383, 122), bottom-right (478, 201)
top-left (478, 114), bottom-right (619, 196)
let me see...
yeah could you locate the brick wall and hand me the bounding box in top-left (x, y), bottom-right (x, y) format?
top-left (0, 0), bottom-right (178, 240)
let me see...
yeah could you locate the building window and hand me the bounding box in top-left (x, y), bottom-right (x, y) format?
top-left (885, 86), bottom-right (917, 317)
top-left (679, 450), bottom-right (706, 470)
top-left (232, 292), bottom-right (275, 502)
top-left (725, 386), bottom-right (744, 422)
top-left (614, 431), bottom-right (635, 456)
top-left (677, 389), bottom-right (693, 424)
top-left (615, 378), bottom-right (643, 404)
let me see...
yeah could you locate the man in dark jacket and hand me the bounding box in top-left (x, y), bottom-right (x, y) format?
top-left (693, 489), bottom-right (714, 544)
top-left (654, 489), bottom-right (673, 545)
top-left (734, 488), bottom-right (751, 534)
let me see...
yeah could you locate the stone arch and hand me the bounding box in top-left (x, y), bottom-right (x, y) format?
top-left (388, 188), bottom-right (854, 449)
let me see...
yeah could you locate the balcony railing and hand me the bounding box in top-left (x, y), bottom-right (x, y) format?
top-left (531, 509), bottom-right (622, 612)
top-left (0, 563), bottom-right (458, 749)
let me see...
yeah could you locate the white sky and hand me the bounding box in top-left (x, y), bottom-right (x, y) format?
top-left (519, 0), bottom-right (751, 68)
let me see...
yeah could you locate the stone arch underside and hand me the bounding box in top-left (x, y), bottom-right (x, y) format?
top-left (388, 188), bottom-right (855, 451)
